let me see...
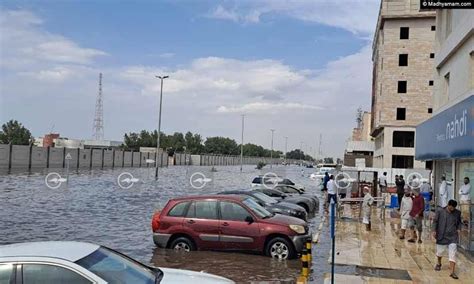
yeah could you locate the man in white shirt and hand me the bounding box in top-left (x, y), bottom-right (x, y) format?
top-left (439, 176), bottom-right (448, 208)
top-left (459, 177), bottom-right (471, 203)
top-left (379, 172), bottom-right (388, 205)
top-left (327, 175), bottom-right (338, 204)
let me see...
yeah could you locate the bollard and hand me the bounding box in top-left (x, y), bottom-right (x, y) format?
top-left (305, 238), bottom-right (312, 263)
top-left (300, 247), bottom-right (309, 278)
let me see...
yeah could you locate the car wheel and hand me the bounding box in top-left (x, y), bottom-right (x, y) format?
top-left (169, 237), bottom-right (196, 252)
top-left (265, 237), bottom-right (295, 260)
top-left (298, 203), bottom-right (310, 213)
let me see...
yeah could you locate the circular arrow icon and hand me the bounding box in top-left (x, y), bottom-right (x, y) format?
top-left (189, 172), bottom-right (212, 189)
top-left (117, 172), bottom-right (139, 189)
top-left (262, 172), bottom-right (280, 189)
top-left (45, 172), bottom-right (67, 189)
top-left (407, 172), bottom-right (423, 189)
top-left (335, 172), bottom-right (353, 190)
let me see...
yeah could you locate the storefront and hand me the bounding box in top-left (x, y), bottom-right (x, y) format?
top-left (416, 95), bottom-right (474, 253)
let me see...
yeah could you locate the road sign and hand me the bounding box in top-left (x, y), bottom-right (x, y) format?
top-left (65, 153), bottom-right (72, 160)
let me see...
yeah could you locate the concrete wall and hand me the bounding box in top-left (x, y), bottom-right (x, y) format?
top-left (114, 150), bottom-right (124, 167)
top-left (132, 152), bottom-right (141, 167)
top-left (11, 145), bottom-right (30, 169)
top-left (31, 147), bottom-right (47, 168)
top-left (50, 148), bottom-right (65, 169)
top-left (79, 149), bottom-right (92, 168)
top-left (123, 151), bottom-right (132, 167)
top-left (103, 150), bottom-right (114, 167)
top-left (0, 144), bottom-right (9, 169)
top-left (92, 149), bottom-right (103, 168)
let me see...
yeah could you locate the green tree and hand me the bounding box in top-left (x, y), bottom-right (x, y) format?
top-left (323, 157), bottom-right (334, 164)
top-left (286, 149), bottom-right (305, 160)
top-left (0, 120), bottom-right (34, 145)
top-left (185, 131), bottom-right (203, 154)
top-left (204, 136), bottom-right (239, 155)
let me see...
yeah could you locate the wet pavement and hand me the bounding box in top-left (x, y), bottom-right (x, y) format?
top-left (323, 204), bottom-right (474, 284)
top-left (0, 165), bottom-right (332, 283)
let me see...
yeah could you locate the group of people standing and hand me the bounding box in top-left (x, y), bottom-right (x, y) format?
top-left (385, 173), bottom-right (471, 280)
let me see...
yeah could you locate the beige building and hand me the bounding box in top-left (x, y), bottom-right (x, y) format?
top-left (371, 0), bottom-right (436, 169)
top-left (344, 112), bottom-right (374, 167)
top-left (415, 9), bottom-right (473, 252)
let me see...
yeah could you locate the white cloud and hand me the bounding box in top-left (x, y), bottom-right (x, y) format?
top-left (206, 0), bottom-right (380, 35)
top-left (159, 52), bottom-right (175, 58)
top-left (0, 8), bottom-right (107, 70)
top-left (217, 102), bottom-right (322, 114)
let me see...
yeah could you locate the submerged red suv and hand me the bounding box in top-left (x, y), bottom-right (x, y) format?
top-left (151, 195), bottom-right (310, 259)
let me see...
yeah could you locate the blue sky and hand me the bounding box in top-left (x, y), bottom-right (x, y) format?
top-left (0, 0), bottom-right (379, 158)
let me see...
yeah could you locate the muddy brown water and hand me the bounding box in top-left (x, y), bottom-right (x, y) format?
top-left (0, 165), bottom-right (334, 283)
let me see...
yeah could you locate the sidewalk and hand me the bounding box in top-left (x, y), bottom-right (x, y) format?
top-left (323, 206), bottom-right (473, 283)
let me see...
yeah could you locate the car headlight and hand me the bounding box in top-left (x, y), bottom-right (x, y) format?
top-left (286, 209), bottom-right (297, 215)
top-left (289, 224), bottom-right (305, 234)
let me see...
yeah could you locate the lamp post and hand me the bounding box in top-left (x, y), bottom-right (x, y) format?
top-left (270, 129), bottom-right (275, 169)
top-left (155, 75), bottom-right (169, 180)
top-left (240, 114), bottom-right (245, 172)
top-left (284, 136), bottom-right (288, 165)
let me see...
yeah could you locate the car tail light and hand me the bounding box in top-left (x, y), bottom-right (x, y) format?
top-left (151, 211), bottom-right (161, 232)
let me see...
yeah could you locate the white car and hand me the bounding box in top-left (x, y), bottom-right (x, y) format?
top-left (0, 241), bottom-right (234, 284)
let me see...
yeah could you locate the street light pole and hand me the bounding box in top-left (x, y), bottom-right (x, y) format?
top-left (240, 114), bottom-right (245, 172)
top-left (284, 136), bottom-right (288, 165)
top-left (270, 129), bottom-right (275, 169)
top-left (155, 75), bottom-right (169, 180)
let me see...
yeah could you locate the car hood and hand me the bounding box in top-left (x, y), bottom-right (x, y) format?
top-left (160, 267), bottom-right (234, 284)
top-left (273, 201), bottom-right (306, 211)
top-left (260, 212), bottom-right (306, 226)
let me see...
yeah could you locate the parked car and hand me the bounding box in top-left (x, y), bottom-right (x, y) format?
top-left (251, 176), bottom-right (305, 192)
top-left (277, 178), bottom-right (305, 192)
top-left (253, 187), bottom-right (317, 214)
top-left (273, 185), bottom-right (319, 206)
top-left (217, 189), bottom-right (307, 220)
top-left (152, 195), bottom-right (310, 260)
top-left (0, 241), bottom-right (234, 284)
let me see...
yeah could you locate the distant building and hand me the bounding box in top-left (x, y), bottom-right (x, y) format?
top-left (371, 0), bottom-right (436, 169)
top-left (43, 133), bottom-right (60, 147)
top-left (344, 112), bottom-right (375, 167)
top-left (415, 9), bottom-right (473, 252)
top-left (54, 138), bottom-right (122, 149)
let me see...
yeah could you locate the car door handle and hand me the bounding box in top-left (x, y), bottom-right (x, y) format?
top-left (222, 222), bottom-right (229, 226)
top-left (187, 220), bottom-right (195, 224)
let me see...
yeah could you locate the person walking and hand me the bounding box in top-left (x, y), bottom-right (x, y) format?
top-left (433, 200), bottom-right (462, 279)
top-left (458, 177), bottom-right (471, 203)
top-left (439, 176), bottom-right (448, 208)
top-left (322, 172), bottom-right (330, 211)
top-left (421, 180), bottom-right (433, 199)
top-left (408, 188), bottom-right (425, 243)
top-left (327, 175), bottom-right (338, 205)
top-left (396, 175), bottom-right (405, 209)
top-left (399, 187), bottom-right (413, 240)
top-left (379, 172), bottom-right (388, 203)
top-left (362, 186), bottom-right (374, 231)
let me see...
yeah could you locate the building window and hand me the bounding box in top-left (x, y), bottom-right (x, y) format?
top-left (428, 108), bottom-right (433, 113)
top-left (399, 54), bottom-right (408, 66)
top-left (392, 131), bottom-right (414, 147)
top-left (400, 27), bottom-right (409, 39)
top-left (429, 80), bottom-right (434, 86)
top-left (398, 81), bottom-right (407, 93)
top-left (444, 72), bottom-right (450, 98)
top-left (430, 53), bottom-right (435, 58)
top-left (431, 25), bottom-right (436, 31)
top-left (396, 108), bottom-right (406, 120)
top-left (392, 155), bottom-right (414, 169)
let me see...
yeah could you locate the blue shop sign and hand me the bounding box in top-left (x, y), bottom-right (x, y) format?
top-left (416, 95), bottom-right (474, 160)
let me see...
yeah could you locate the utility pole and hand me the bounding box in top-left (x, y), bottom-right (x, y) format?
top-left (318, 133), bottom-right (323, 163)
top-left (270, 129), bottom-right (275, 169)
top-left (155, 75), bottom-right (169, 180)
top-left (240, 114), bottom-right (245, 172)
top-left (284, 136), bottom-right (288, 165)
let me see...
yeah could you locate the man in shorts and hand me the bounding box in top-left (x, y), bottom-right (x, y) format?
top-left (433, 199), bottom-right (462, 279)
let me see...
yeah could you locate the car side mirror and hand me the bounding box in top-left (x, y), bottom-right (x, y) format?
top-left (245, 216), bottom-right (254, 224)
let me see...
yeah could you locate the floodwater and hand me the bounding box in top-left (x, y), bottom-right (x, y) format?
top-left (0, 165), bottom-right (332, 283)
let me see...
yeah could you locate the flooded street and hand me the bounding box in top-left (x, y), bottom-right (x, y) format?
top-left (0, 165), bottom-right (330, 283)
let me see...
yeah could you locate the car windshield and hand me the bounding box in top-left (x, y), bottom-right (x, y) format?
top-left (76, 247), bottom-right (160, 284)
top-left (251, 192), bottom-right (278, 204)
top-left (242, 198), bottom-right (273, 218)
